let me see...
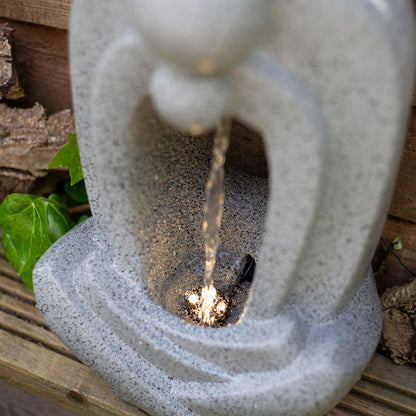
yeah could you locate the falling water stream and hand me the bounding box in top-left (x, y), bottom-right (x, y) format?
top-left (198, 118), bottom-right (231, 325)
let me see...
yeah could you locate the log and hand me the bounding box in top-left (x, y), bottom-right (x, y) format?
top-left (379, 277), bottom-right (416, 364)
top-left (0, 23), bottom-right (23, 100)
top-left (0, 102), bottom-right (74, 200)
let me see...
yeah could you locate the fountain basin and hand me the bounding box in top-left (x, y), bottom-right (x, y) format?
top-left (34, 217), bottom-right (381, 416)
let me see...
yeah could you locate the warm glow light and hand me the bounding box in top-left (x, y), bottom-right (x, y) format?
top-left (216, 301), bottom-right (227, 314)
top-left (184, 285), bottom-right (229, 326)
top-left (190, 124), bottom-right (203, 136)
top-left (197, 59), bottom-right (216, 75)
top-left (199, 285), bottom-right (217, 325)
top-left (187, 293), bottom-right (199, 305)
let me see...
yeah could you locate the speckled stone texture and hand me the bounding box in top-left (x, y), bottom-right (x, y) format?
top-left (33, 1), bottom-right (415, 415)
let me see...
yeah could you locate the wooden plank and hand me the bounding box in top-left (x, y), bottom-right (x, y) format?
top-left (0, 0), bottom-right (71, 30)
top-left (338, 392), bottom-right (410, 416)
top-left (0, 274), bottom-right (36, 304)
top-left (0, 18), bottom-right (71, 113)
top-left (0, 291), bottom-right (47, 327)
top-left (0, 256), bottom-right (21, 281)
top-left (352, 380), bottom-right (416, 415)
top-left (326, 409), bottom-right (361, 416)
top-left (0, 329), bottom-right (148, 416)
top-left (363, 353), bottom-right (416, 399)
top-left (0, 379), bottom-right (78, 416)
top-left (0, 310), bottom-right (76, 359)
top-left (330, 352), bottom-right (416, 415)
top-left (389, 108), bottom-right (416, 223)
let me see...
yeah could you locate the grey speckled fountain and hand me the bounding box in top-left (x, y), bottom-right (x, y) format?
top-left (33, 1), bottom-right (415, 415)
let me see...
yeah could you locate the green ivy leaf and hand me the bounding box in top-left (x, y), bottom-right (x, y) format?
top-left (64, 180), bottom-right (89, 204)
top-left (0, 194), bottom-right (71, 290)
top-left (47, 133), bottom-right (84, 186)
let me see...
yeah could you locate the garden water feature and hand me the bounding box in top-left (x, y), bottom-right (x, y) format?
top-left (33, 1), bottom-right (415, 415)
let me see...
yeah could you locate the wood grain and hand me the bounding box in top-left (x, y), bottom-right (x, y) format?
top-left (0, 256), bottom-right (21, 281)
top-left (0, 310), bottom-right (75, 358)
top-left (0, 248), bottom-right (148, 415)
top-left (364, 353), bottom-right (416, 397)
top-left (0, 273), bottom-right (36, 303)
top-left (0, 291), bottom-right (46, 326)
top-left (352, 380), bottom-right (416, 414)
top-left (338, 393), bottom-right (410, 416)
top-left (0, 0), bottom-right (71, 30)
top-left (389, 109), bottom-right (416, 223)
top-left (0, 330), bottom-right (148, 416)
top-left (326, 410), bottom-right (361, 416)
top-left (0, 18), bottom-right (71, 113)
top-left (326, 410), bottom-right (362, 416)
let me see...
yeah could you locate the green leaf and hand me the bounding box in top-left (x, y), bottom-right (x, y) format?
top-left (0, 194), bottom-right (71, 290)
top-left (48, 192), bottom-right (62, 204)
top-left (392, 235), bottom-right (403, 250)
top-left (64, 180), bottom-right (89, 204)
top-left (47, 133), bottom-right (84, 185)
top-left (46, 201), bottom-right (71, 243)
top-left (20, 269), bottom-right (34, 291)
top-left (76, 214), bottom-right (90, 225)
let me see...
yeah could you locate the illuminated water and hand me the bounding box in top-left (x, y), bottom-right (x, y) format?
top-left (199, 118), bottom-right (231, 324)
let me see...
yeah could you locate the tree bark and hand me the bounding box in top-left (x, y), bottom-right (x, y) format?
top-left (380, 278), bottom-right (416, 364)
top-left (0, 23), bottom-right (24, 100)
top-left (0, 102), bottom-right (75, 199)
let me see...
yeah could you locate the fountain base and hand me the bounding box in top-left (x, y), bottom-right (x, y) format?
top-left (33, 218), bottom-right (382, 416)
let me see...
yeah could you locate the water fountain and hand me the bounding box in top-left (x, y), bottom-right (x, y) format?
top-left (33, 1), bottom-right (415, 415)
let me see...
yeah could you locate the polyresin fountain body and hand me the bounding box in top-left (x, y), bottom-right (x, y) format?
top-left (33, 1), bottom-right (415, 415)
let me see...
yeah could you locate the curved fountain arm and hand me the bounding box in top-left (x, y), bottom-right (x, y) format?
top-left (232, 52), bottom-right (329, 320)
top-left (90, 31), bottom-right (153, 277)
top-left (261, 0), bottom-right (416, 322)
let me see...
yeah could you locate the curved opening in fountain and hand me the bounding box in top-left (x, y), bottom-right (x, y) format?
top-left (128, 97), bottom-right (269, 327)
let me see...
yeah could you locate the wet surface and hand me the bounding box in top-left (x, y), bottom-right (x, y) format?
top-left (162, 254), bottom-right (256, 327)
top-left (184, 286), bottom-right (230, 327)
